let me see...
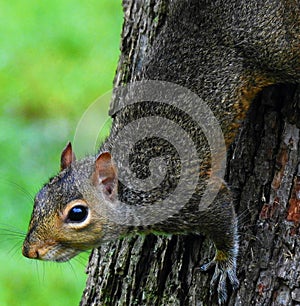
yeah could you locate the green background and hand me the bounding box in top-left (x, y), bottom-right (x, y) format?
top-left (0, 1), bottom-right (122, 305)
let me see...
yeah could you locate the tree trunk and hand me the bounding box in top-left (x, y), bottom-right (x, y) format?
top-left (80, 1), bottom-right (300, 305)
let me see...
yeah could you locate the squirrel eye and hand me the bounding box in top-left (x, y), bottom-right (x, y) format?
top-left (66, 205), bottom-right (88, 223)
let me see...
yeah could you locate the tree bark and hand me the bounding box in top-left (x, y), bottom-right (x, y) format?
top-left (80, 1), bottom-right (300, 305)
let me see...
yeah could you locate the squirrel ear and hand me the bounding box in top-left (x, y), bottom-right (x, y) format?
top-left (60, 142), bottom-right (76, 170)
top-left (93, 152), bottom-right (118, 198)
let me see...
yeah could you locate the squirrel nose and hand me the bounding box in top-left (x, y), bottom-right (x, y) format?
top-left (22, 243), bottom-right (39, 259)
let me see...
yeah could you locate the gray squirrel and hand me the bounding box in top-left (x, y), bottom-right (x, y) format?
top-left (22, 0), bottom-right (300, 304)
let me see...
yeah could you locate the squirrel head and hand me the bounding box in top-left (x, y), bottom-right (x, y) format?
top-left (22, 142), bottom-right (121, 262)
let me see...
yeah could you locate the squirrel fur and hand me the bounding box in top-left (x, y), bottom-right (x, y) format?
top-left (22, 1), bottom-right (300, 304)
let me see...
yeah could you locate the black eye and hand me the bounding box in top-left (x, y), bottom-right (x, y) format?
top-left (67, 205), bottom-right (88, 223)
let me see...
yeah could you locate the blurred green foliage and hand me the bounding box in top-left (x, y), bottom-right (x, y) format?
top-left (0, 1), bottom-right (122, 305)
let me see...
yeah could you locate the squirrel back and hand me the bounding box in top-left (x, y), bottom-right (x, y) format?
top-left (140, 0), bottom-right (300, 145)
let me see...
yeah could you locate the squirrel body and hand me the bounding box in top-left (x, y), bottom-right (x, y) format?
top-left (23, 1), bottom-right (300, 304)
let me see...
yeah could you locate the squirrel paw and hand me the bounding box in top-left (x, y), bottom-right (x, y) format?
top-left (200, 253), bottom-right (239, 305)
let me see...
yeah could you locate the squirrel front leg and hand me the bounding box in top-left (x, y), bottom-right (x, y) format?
top-left (197, 182), bottom-right (239, 304)
top-left (201, 222), bottom-right (239, 304)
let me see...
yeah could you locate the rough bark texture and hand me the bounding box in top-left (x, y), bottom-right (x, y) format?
top-left (80, 1), bottom-right (300, 305)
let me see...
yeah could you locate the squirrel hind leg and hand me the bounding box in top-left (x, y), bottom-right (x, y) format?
top-left (200, 248), bottom-right (239, 305)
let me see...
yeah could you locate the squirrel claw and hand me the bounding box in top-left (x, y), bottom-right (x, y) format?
top-left (200, 258), bottom-right (239, 305)
top-left (200, 260), bottom-right (215, 272)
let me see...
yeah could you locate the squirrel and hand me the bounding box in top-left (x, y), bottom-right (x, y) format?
top-left (22, 1), bottom-right (300, 305)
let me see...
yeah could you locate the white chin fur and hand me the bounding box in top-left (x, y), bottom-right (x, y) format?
top-left (41, 245), bottom-right (81, 262)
